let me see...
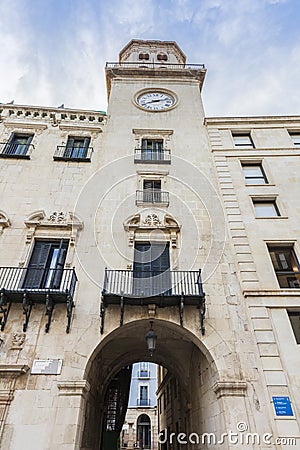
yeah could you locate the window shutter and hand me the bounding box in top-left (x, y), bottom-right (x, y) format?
top-left (50, 241), bottom-right (68, 288)
top-left (4, 133), bottom-right (16, 154)
top-left (23, 242), bottom-right (52, 288)
top-left (83, 137), bottom-right (90, 148)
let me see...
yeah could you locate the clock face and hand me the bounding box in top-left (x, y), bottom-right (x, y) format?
top-left (137, 91), bottom-right (175, 111)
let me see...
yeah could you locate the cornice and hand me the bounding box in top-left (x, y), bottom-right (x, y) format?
top-left (0, 364), bottom-right (30, 377)
top-left (204, 116), bottom-right (300, 126)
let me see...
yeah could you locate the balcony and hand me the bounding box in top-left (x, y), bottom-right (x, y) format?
top-left (0, 267), bottom-right (77, 333)
top-left (136, 190), bottom-right (169, 206)
top-left (134, 148), bottom-right (171, 164)
top-left (0, 142), bottom-right (33, 159)
top-left (137, 399), bottom-right (151, 407)
top-left (106, 62), bottom-right (205, 70)
top-left (101, 269), bottom-right (206, 334)
top-left (54, 145), bottom-right (93, 162)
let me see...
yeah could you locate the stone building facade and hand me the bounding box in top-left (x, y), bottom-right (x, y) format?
top-left (0, 39), bottom-right (299, 449)
top-left (121, 362), bottom-right (158, 449)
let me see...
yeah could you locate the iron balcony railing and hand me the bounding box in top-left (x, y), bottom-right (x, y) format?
top-left (136, 189), bottom-right (169, 205)
top-left (0, 267), bottom-right (77, 333)
top-left (106, 62), bottom-right (205, 70)
top-left (54, 145), bottom-right (93, 161)
top-left (134, 148), bottom-right (171, 164)
top-left (137, 398), bottom-right (151, 406)
top-left (102, 269), bottom-right (204, 298)
top-left (101, 269), bottom-right (206, 335)
top-left (0, 142), bottom-right (34, 159)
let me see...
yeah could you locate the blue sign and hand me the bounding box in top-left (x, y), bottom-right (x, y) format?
top-left (272, 397), bottom-right (294, 416)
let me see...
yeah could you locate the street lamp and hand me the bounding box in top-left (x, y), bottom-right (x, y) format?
top-left (145, 321), bottom-right (157, 356)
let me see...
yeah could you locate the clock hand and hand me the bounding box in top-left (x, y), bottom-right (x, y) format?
top-left (145, 99), bottom-right (162, 103)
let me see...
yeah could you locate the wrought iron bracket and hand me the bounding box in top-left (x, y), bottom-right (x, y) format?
top-left (120, 295), bottom-right (124, 327)
top-left (22, 292), bottom-right (33, 332)
top-left (199, 294), bottom-right (206, 335)
top-left (179, 294), bottom-right (184, 327)
top-left (100, 297), bottom-right (105, 335)
top-left (66, 293), bottom-right (74, 333)
top-left (45, 293), bottom-right (54, 333)
top-left (0, 289), bottom-right (11, 331)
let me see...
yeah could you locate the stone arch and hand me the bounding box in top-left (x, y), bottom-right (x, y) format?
top-left (79, 318), bottom-right (226, 450)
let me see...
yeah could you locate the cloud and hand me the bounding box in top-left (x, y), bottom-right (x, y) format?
top-left (0, 0), bottom-right (299, 116)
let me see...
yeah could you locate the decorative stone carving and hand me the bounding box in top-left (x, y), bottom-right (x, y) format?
top-left (143, 213), bottom-right (162, 227)
top-left (124, 212), bottom-right (181, 247)
top-left (11, 333), bottom-right (26, 350)
top-left (21, 210), bottom-right (84, 267)
top-left (48, 211), bottom-right (67, 224)
top-left (0, 211), bottom-right (11, 235)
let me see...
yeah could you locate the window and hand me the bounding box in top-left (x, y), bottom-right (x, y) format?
top-left (139, 386), bottom-right (149, 406)
top-left (268, 245), bottom-right (300, 288)
top-left (136, 177), bottom-right (169, 205)
top-left (241, 163), bottom-right (268, 184)
top-left (23, 240), bottom-right (68, 289)
top-left (253, 199), bottom-right (280, 217)
top-left (289, 132), bottom-right (300, 147)
top-left (232, 133), bottom-right (254, 148)
top-left (139, 362), bottom-right (150, 378)
top-left (133, 242), bottom-right (170, 296)
top-left (157, 53), bottom-right (168, 61)
top-left (1, 133), bottom-right (33, 158)
top-left (288, 312), bottom-right (300, 343)
top-left (139, 53), bottom-right (149, 60)
top-left (143, 179), bottom-right (162, 203)
top-left (141, 139), bottom-right (163, 160)
top-left (64, 136), bottom-right (91, 159)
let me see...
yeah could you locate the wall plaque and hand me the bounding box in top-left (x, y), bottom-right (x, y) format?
top-left (31, 359), bottom-right (62, 375)
top-left (272, 396), bottom-right (294, 416)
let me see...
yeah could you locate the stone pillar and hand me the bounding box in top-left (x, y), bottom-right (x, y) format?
top-left (127, 421), bottom-right (134, 449)
top-left (51, 380), bottom-right (90, 450)
top-left (213, 380), bottom-right (249, 450)
top-left (0, 364), bottom-right (29, 442)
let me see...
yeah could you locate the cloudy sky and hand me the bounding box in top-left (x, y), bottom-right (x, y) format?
top-left (0, 0), bottom-right (299, 116)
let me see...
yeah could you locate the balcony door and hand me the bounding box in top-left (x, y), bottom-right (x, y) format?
top-left (5, 133), bottom-right (33, 156)
top-left (137, 414), bottom-right (151, 449)
top-left (64, 137), bottom-right (90, 159)
top-left (23, 240), bottom-right (68, 289)
top-left (133, 242), bottom-right (171, 296)
top-left (141, 139), bottom-right (163, 161)
top-left (143, 180), bottom-right (161, 203)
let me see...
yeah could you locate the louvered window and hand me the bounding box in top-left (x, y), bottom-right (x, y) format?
top-left (23, 240), bottom-right (68, 289)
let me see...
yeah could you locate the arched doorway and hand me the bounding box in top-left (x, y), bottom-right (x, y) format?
top-left (137, 414), bottom-right (151, 449)
top-left (79, 319), bottom-right (220, 450)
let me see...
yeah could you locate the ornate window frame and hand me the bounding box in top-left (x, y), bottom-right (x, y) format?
top-left (124, 210), bottom-right (181, 250)
top-left (21, 210), bottom-right (83, 267)
top-left (0, 210), bottom-right (11, 234)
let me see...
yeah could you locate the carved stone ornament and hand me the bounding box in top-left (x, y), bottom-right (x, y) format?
top-left (124, 212), bottom-right (181, 247)
top-left (24, 210), bottom-right (83, 242)
top-left (0, 211), bottom-right (11, 235)
top-left (48, 211), bottom-right (67, 223)
top-left (11, 333), bottom-right (26, 349)
top-left (143, 213), bottom-right (162, 227)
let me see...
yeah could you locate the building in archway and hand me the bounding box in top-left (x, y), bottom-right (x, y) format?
top-left (0, 39), bottom-right (299, 450)
top-left (121, 362), bottom-right (158, 449)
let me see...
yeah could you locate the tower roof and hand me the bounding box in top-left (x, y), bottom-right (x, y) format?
top-left (119, 39), bottom-right (186, 64)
